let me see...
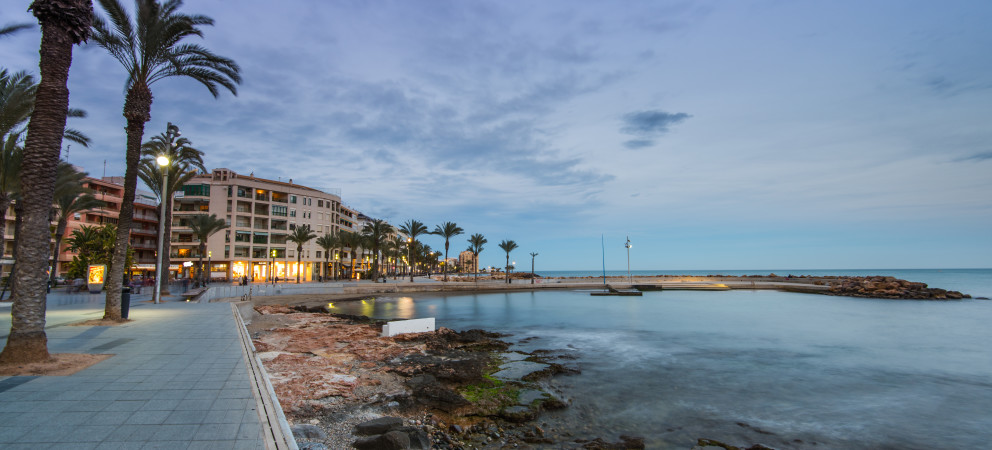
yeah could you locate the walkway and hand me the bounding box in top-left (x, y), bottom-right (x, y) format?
top-left (0, 293), bottom-right (267, 449)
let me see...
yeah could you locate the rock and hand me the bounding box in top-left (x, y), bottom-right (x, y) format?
top-left (353, 430), bottom-right (410, 450)
top-left (500, 405), bottom-right (537, 423)
top-left (620, 435), bottom-right (646, 449)
top-left (298, 443), bottom-right (328, 450)
top-left (409, 377), bottom-right (470, 412)
top-left (290, 424), bottom-right (327, 440)
top-left (354, 417), bottom-right (404, 436)
top-left (397, 426), bottom-right (431, 449)
top-left (450, 424), bottom-right (463, 434)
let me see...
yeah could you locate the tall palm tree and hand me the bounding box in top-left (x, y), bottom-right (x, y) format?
top-left (287, 225), bottom-right (317, 283)
top-left (431, 222), bottom-right (464, 282)
top-left (92, 0), bottom-right (241, 321)
top-left (399, 219), bottom-right (428, 282)
top-left (0, 69), bottom-right (89, 264)
top-left (386, 236), bottom-right (404, 279)
top-left (362, 219), bottom-right (394, 281)
top-left (49, 163), bottom-right (102, 286)
top-left (498, 240), bottom-right (518, 284)
top-left (315, 233), bottom-right (338, 281)
top-left (467, 233), bottom-right (487, 283)
top-left (186, 214), bottom-right (227, 286)
top-left (338, 230), bottom-right (363, 280)
top-left (1, 0), bottom-right (94, 363)
top-left (137, 126), bottom-right (204, 294)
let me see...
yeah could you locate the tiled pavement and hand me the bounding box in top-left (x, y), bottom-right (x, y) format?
top-left (0, 298), bottom-right (266, 449)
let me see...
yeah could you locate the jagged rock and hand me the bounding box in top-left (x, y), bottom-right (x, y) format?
top-left (299, 443), bottom-right (328, 450)
top-left (826, 276), bottom-right (970, 300)
top-left (396, 426), bottom-right (431, 449)
top-left (353, 430), bottom-right (410, 450)
top-left (500, 405), bottom-right (537, 423)
top-left (354, 416), bottom-right (404, 436)
top-left (291, 424), bottom-right (327, 440)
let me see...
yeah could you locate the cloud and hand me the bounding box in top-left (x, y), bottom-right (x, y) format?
top-left (955, 151), bottom-right (992, 162)
top-left (623, 139), bottom-right (654, 149)
top-left (621, 110), bottom-right (692, 137)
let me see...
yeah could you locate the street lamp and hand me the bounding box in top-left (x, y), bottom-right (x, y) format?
top-left (270, 249), bottom-right (276, 285)
top-left (625, 236), bottom-right (632, 285)
top-left (407, 237), bottom-right (413, 282)
top-left (530, 252), bottom-right (538, 284)
top-left (206, 251), bottom-right (211, 285)
top-left (153, 154), bottom-right (170, 304)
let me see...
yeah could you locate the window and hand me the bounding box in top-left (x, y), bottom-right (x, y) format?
top-left (181, 184), bottom-right (210, 196)
top-left (272, 205), bottom-right (288, 217)
top-left (317, 200), bottom-right (323, 207)
top-left (316, 251), bottom-right (321, 258)
top-left (289, 209), bottom-right (296, 217)
top-left (290, 195), bottom-right (297, 204)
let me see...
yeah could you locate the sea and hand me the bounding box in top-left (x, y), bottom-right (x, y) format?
top-left (327, 268), bottom-right (992, 449)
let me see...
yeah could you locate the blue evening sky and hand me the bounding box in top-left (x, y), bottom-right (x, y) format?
top-left (2, 1), bottom-right (990, 271)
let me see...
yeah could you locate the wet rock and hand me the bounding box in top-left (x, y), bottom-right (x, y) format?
top-left (826, 276), bottom-right (970, 300)
top-left (409, 378), bottom-right (470, 412)
top-left (291, 424), bottom-right (327, 439)
top-left (691, 438), bottom-right (776, 450)
top-left (500, 405), bottom-right (537, 423)
top-left (353, 430), bottom-right (410, 450)
top-left (298, 443), bottom-right (328, 450)
top-left (354, 416), bottom-right (404, 436)
top-left (580, 435), bottom-right (646, 449)
top-left (396, 426), bottom-right (431, 449)
top-left (521, 362), bottom-right (580, 381)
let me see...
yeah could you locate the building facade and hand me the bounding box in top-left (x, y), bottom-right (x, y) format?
top-left (171, 169), bottom-right (348, 282)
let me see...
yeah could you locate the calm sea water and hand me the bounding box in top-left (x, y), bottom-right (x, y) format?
top-left (327, 269), bottom-right (992, 449)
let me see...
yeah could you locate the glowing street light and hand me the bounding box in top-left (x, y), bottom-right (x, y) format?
top-left (530, 252), bottom-right (538, 284)
top-left (153, 153), bottom-right (170, 304)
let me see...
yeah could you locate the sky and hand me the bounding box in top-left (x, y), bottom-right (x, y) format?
top-left (2, 0), bottom-right (991, 271)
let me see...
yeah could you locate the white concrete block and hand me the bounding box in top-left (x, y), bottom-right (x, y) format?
top-left (381, 318), bottom-right (435, 337)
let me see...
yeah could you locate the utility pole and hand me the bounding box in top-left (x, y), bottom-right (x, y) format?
top-left (625, 236), bottom-right (632, 285)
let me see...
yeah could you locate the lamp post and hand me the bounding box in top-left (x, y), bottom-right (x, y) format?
top-left (206, 251), bottom-right (211, 285)
top-left (270, 249), bottom-right (276, 285)
top-left (334, 252), bottom-right (339, 281)
top-left (530, 252), bottom-right (538, 284)
top-left (153, 154), bottom-right (170, 304)
top-left (407, 238), bottom-right (413, 282)
top-left (625, 236), bottom-right (632, 285)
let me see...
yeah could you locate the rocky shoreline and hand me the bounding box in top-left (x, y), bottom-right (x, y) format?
top-left (245, 305), bottom-right (632, 449)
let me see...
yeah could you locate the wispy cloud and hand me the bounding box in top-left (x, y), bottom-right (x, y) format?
top-left (619, 110), bottom-right (691, 149)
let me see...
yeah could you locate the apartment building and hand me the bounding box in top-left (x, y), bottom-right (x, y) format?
top-left (0, 175), bottom-right (160, 281)
top-left (55, 176), bottom-right (161, 279)
top-left (171, 168), bottom-right (348, 282)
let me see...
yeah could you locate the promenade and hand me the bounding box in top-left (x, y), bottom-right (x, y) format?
top-left (0, 290), bottom-right (267, 449)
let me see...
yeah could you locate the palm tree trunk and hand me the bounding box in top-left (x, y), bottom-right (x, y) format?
top-left (48, 219), bottom-right (67, 287)
top-left (0, 194), bottom-right (10, 264)
top-left (105, 83), bottom-right (151, 321)
top-left (443, 242), bottom-right (449, 282)
top-left (1, 1), bottom-right (90, 362)
top-left (197, 242), bottom-right (205, 287)
top-left (505, 254), bottom-right (510, 284)
top-left (296, 245), bottom-right (302, 283)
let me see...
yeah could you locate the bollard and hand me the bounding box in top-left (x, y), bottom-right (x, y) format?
top-left (121, 286), bottom-right (131, 319)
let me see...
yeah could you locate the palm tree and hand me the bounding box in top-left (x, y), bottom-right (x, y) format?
top-left (399, 219), bottom-right (428, 282)
top-left (362, 219), bottom-right (394, 281)
top-left (498, 240), bottom-right (518, 284)
top-left (137, 126), bottom-right (204, 294)
top-left (337, 230), bottom-right (363, 280)
top-left (0, 69), bottom-right (89, 266)
top-left (315, 233), bottom-right (338, 281)
top-left (467, 233), bottom-right (487, 283)
top-left (0, 23), bottom-right (34, 38)
top-left (0, 0), bottom-right (93, 364)
top-left (92, 0), bottom-right (241, 321)
top-left (287, 225), bottom-right (317, 283)
top-left (386, 236), bottom-right (404, 279)
top-left (49, 163), bottom-right (102, 287)
top-left (186, 214), bottom-right (227, 286)
top-left (431, 222), bottom-right (464, 282)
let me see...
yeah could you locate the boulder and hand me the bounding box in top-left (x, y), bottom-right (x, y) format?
top-left (353, 430), bottom-right (410, 450)
top-left (291, 424), bottom-right (327, 440)
top-left (354, 417), bottom-right (404, 436)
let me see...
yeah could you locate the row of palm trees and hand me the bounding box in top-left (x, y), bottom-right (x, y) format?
top-left (1, 0), bottom-right (241, 363)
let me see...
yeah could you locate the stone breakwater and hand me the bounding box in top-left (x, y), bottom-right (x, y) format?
top-left (818, 276), bottom-right (970, 299)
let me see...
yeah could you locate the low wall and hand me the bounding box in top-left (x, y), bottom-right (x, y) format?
top-left (382, 318), bottom-right (436, 337)
top-left (200, 283), bottom-right (346, 302)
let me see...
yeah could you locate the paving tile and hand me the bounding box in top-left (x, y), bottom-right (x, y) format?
top-left (187, 440), bottom-right (236, 450)
top-left (232, 439), bottom-right (265, 450)
top-left (163, 409), bottom-right (209, 425)
top-left (50, 410), bottom-right (97, 425)
top-left (139, 398), bottom-right (181, 411)
top-left (103, 400), bottom-right (148, 412)
top-left (86, 410), bottom-right (134, 426)
top-left (0, 424), bottom-right (31, 443)
top-left (95, 441), bottom-right (146, 450)
top-left (193, 423), bottom-right (241, 441)
top-left (150, 424), bottom-right (200, 441)
top-left (140, 441), bottom-right (189, 449)
top-left (59, 425), bottom-right (119, 442)
top-left (124, 410), bottom-right (171, 425)
top-left (176, 399), bottom-right (214, 411)
top-left (64, 400), bottom-right (115, 412)
top-left (50, 443), bottom-right (98, 450)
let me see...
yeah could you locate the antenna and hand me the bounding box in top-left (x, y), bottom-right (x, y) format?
top-left (103, 160), bottom-right (106, 178)
top-left (64, 144), bottom-right (70, 162)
